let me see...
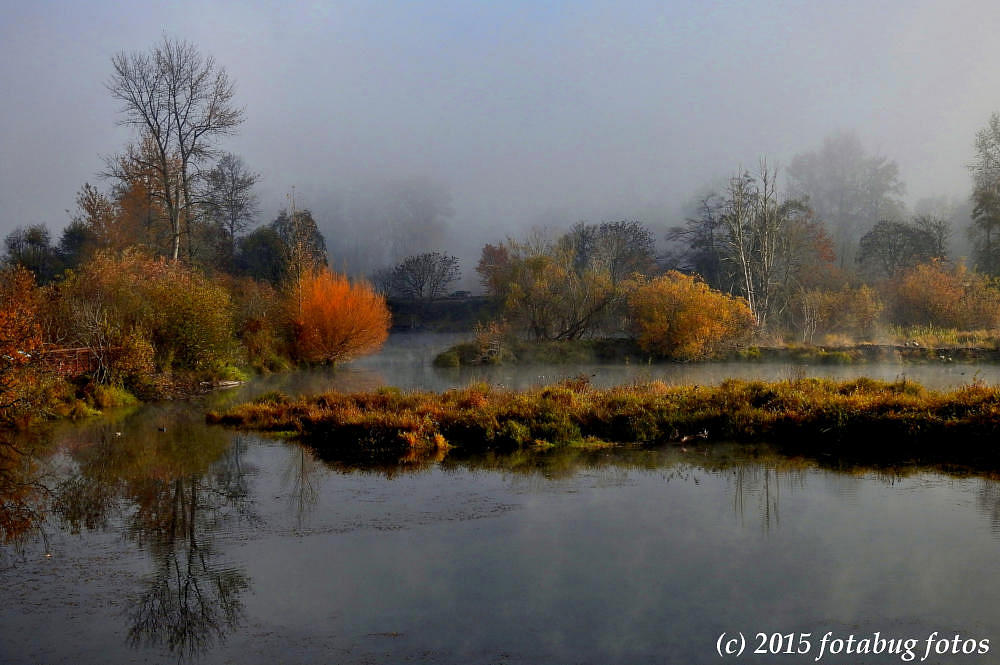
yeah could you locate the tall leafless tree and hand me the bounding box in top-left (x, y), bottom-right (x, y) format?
top-left (202, 153), bottom-right (259, 262)
top-left (107, 37), bottom-right (244, 262)
top-left (721, 162), bottom-right (811, 329)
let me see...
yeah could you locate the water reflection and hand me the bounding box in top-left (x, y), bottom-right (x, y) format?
top-left (282, 444), bottom-right (326, 528)
top-left (0, 436), bottom-right (53, 562)
top-left (125, 471), bottom-right (250, 659)
top-left (8, 407), bottom-right (1000, 663)
top-left (2, 408), bottom-right (256, 661)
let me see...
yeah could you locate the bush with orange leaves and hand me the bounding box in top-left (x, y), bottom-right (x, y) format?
top-left (289, 269), bottom-right (391, 363)
top-left (627, 271), bottom-right (756, 360)
top-left (0, 265), bottom-right (43, 414)
top-left (890, 260), bottom-right (1000, 329)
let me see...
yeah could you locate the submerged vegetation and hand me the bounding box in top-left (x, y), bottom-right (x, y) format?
top-left (208, 377), bottom-right (1000, 465)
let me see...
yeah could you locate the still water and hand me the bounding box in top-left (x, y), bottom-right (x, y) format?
top-left (3, 334), bottom-right (1000, 664)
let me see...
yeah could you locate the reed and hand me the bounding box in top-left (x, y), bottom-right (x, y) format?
top-left (208, 377), bottom-right (1000, 463)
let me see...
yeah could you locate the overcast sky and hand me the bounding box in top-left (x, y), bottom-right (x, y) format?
top-left (3, 0), bottom-right (1000, 250)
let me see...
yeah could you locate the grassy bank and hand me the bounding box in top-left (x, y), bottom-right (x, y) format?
top-left (433, 337), bottom-right (1000, 366)
top-left (207, 377), bottom-right (1000, 463)
top-left (433, 338), bottom-right (643, 366)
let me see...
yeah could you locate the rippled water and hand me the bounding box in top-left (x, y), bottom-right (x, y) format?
top-left (3, 334), bottom-right (1000, 664)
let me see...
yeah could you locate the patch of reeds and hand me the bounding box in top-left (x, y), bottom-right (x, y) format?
top-left (207, 376), bottom-right (1000, 463)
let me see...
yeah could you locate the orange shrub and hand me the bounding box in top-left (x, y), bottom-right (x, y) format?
top-left (0, 265), bottom-right (41, 362)
top-left (0, 266), bottom-right (43, 416)
top-left (290, 269), bottom-right (391, 363)
top-left (890, 260), bottom-right (1000, 329)
top-left (627, 271), bottom-right (755, 360)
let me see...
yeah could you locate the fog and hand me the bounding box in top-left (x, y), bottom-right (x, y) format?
top-left (3, 0), bottom-right (1000, 283)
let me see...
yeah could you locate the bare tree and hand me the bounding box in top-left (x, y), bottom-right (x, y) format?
top-left (388, 252), bottom-right (461, 304)
top-left (720, 162), bottom-right (812, 329)
top-left (107, 37), bottom-right (243, 262)
top-left (203, 153), bottom-right (259, 262)
top-left (562, 220), bottom-right (657, 284)
top-left (970, 113), bottom-right (1000, 274)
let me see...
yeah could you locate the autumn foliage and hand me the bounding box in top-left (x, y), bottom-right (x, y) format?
top-left (795, 285), bottom-right (883, 343)
top-left (627, 271), bottom-right (755, 360)
top-left (50, 249), bottom-right (234, 382)
top-left (289, 269), bottom-right (390, 363)
top-left (0, 266), bottom-right (43, 414)
top-left (890, 260), bottom-right (1000, 330)
top-left (0, 266), bottom-right (41, 363)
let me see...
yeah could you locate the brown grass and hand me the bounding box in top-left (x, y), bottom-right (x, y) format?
top-left (207, 377), bottom-right (1000, 464)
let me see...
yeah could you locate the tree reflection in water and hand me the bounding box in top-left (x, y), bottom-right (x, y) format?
top-left (282, 444), bottom-right (325, 529)
top-left (11, 409), bottom-right (1000, 660)
top-left (117, 424), bottom-right (255, 659)
top-left (125, 474), bottom-right (250, 658)
top-left (0, 436), bottom-right (53, 564)
top-left (7, 408), bottom-right (257, 660)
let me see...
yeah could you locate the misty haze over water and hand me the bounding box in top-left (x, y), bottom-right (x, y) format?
top-left (3, 1), bottom-right (999, 285)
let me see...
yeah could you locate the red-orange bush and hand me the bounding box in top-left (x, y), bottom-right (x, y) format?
top-left (290, 269), bottom-right (391, 363)
top-left (627, 271), bottom-right (755, 359)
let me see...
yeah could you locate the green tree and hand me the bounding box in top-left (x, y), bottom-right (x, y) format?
top-left (3, 224), bottom-right (62, 284)
top-left (236, 227), bottom-right (287, 284)
top-left (271, 208), bottom-right (328, 282)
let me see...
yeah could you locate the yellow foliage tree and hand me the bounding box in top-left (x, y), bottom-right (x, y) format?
top-left (627, 271), bottom-right (755, 359)
top-left (290, 269), bottom-right (391, 363)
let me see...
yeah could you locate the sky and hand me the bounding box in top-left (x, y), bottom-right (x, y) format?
top-left (3, 0), bottom-right (1000, 262)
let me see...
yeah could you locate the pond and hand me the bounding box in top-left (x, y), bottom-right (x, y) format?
top-left (3, 333), bottom-right (1000, 664)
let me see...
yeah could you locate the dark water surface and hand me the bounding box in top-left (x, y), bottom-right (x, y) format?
top-left (3, 334), bottom-right (1000, 664)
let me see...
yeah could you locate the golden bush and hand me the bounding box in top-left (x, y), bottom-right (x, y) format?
top-left (627, 271), bottom-right (755, 360)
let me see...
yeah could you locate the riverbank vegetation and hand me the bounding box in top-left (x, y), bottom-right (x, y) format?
top-left (0, 38), bottom-right (392, 427)
top-left (436, 159), bottom-right (1000, 365)
top-left (0, 253), bottom-right (389, 426)
top-left (12, 36), bottom-right (1000, 425)
top-left (207, 377), bottom-right (1000, 465)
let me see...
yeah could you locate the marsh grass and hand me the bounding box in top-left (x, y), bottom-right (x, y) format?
top-left (207, 376), bottom-right (1000, 463)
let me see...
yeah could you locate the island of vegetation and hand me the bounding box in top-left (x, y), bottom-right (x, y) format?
top-left (207, 377), bottom-right (1000, 467)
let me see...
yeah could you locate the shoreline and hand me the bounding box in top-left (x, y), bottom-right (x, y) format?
top-left (432, 337), bottom-right (1000, 367)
